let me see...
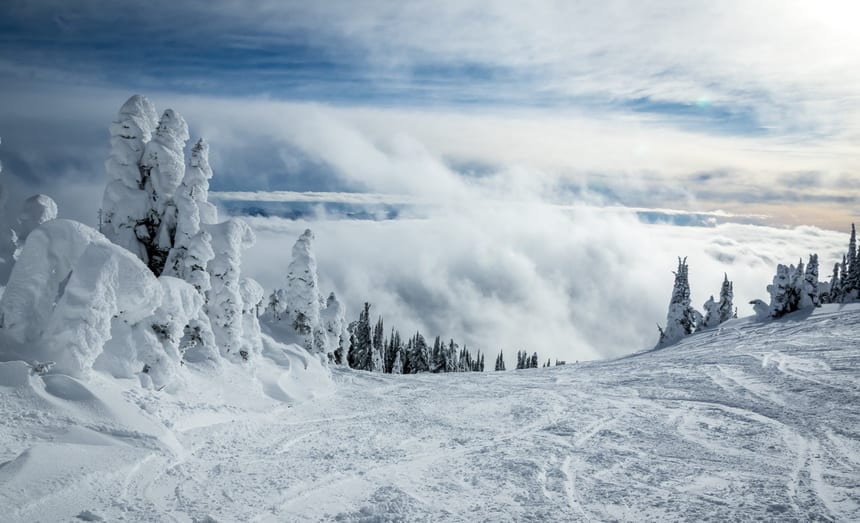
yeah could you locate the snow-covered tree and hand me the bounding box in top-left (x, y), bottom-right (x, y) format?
top-left (391, 346), bottom-right (403, 374)
top-left (701, 296), bottom-right (721, 329)
top-left (409, 332), bottom-right (430, 373)
top-left (162, 138), bottom-right (217, 295)
top-left (701, 274), bottom-right (734, 329)
top-left (101, 95), bottom-right (159, 262)
top-left (238, 278), bottom-right (264, 361)
top-left (14, 194), bottom-right (58, 247)
top-left (138, 109), bottom-right (190, 275)
top-left (321, 292), bottom-right (350, 365)
top-left (767, 262), bottom-right (799, 317)
top-left (372, 316), bottom-right (385, 372)
top-left (848, 224), bottom-right (860, 299)
top-left (799, 254), bottom-right (821, 309)
top-left (205, 219), bottom-right (256, 362)
top-left (282, 229), bottom-right (326, 354)
top-left (658, 257), bottom-right (702, 346)
top-left (829, 263), bottom-right (842, 303)
top-left (350, 303), bottom-right (373, 370)
top-left (718, 274), bottom-right (734, 323)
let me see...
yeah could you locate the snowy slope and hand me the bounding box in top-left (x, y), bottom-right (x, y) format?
top-left (1, 306), bottom-right (859, 522)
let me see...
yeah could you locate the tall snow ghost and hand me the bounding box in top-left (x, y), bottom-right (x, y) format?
top-left (205, 219), bottom-right (256, 362)
top-left (238, 277), bottom-right (265, 361)
top-left (140, 109), bottom-right (190, 275)
top-left (101, 95), bottom-right (159, 260)
top-left (321, 292), bottom-right (350, 365)
top-left (658, 257), bottom-right (701, 346)
top-left (162, 139), bottom-right (217, 295)
top-left (285, 229), bottom-right (326, 354)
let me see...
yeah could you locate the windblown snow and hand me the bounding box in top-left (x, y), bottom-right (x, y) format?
top-left (0, 305), bottom-right (858, 522)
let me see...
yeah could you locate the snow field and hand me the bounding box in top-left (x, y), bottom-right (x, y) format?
top-left (0, 305), bottom-right (858, 521)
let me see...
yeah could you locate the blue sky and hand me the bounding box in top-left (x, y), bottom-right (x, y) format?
top-left (1, 0), bottom-right (859, 229)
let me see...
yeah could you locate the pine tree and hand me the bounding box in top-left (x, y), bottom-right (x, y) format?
top-left (205, 219), bottom-right (256, 362)
top-left (402, 337), bottom-right (413, 374)
top-left (718, 274), bottom-right (734, 323)
top-left (530, 352), bottom-right (538, 369)
top-left (322, 292), bottom-right (350, 365)
top-left (409, 332), bottom-right (430, 373)
top-left (352, 303), bottom-right (373, 370)
top-left (800, 253), bottom-right (821, 309)
top-left (495, 350), bottom-right (506, 371)
top-left (371, 316), bottom-right (385, 372)
top-left (162, 138), bottom-right (216, 295)
top-left (101, 95), bottom-right (159, 262)
top-left (848, 224), bottom-right (859, 298)
top-left (431, 336), bottom-right (444, 373)
top-left (445, 339), bottom-right (457, 373)
top-left (391, 345), bottom-right (403, 374)
top-left (829, 263), bottom-right (842, 303)
top-left (140, 109), bottom-right (191, 275)
top-left (658, 257), bottom-right (701, 345)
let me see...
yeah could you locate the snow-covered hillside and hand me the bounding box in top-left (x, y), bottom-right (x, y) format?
top-left (1, 305), bottom-right (858, 522)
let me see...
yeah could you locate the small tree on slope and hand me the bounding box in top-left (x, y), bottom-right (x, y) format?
top-left (658, 257), bottom-right (701, 345)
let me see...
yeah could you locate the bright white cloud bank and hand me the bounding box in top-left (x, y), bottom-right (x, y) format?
top-left (243, 207), bottom-right (848, 363)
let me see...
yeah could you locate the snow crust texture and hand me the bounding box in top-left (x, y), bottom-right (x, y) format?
top-left (0, 305), bottom-right (858, 521)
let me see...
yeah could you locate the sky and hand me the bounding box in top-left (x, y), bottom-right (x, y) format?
top-left (1, 1), bottom-right (858, 360)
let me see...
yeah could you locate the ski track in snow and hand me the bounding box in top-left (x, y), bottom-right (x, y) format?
top-left (1, 306), bottom-right (860, 521)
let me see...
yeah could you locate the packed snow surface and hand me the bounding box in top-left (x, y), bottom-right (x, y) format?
top-left (1, 306), bottom-right (859, 521)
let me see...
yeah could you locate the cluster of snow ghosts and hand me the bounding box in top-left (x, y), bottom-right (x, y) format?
top-left (754, 223), bottom-right (860, 319)
top-left (262, 229), bottom-right (350, 363)
top-left (0, 95), bottom-right (266, 390)
top-left (0, 138), bottom-right (59, 285)
top-left (658, 258), bottom-right (735, 347)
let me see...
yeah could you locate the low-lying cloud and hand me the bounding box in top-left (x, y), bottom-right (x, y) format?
top-left (243, 208), bottom-right (848, 363)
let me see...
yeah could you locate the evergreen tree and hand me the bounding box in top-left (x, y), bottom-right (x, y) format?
top-left (445, 339), bottom-right (457, 373)
top-left (829, 263), bottom-right (842, 303)
top-left (495, 350), bottom-right (506, 371)
top-left (409, 332), bottom-right (430, 373)
top-left (371, 316), bottom-right (385, 372)
top-left (848, 224), bottom-right (859, 298)
top-left (205, 219), bottom-right (256, 362)
top-left (391, 345), bottom-right (403, 374)
top-left (718, 274), bottom-right (734, 323)
top-left (431, 336), bottom-right (444, 373)
top-left (140, 109), bottom-right (191, 276)
top-left (101, 95), bottom-right (159, 263)
top-left (353, 303), bottom-right (373, 370)
top-left (162, 138), bottom-right (216, 296)
top-left (529, 352), bottom-right (538, 369)
top-left (658, 257), bottom-right (701, 345)
top-left (799, 253), bottom-right (821, 309)
top-left (385, 328), bottom-right (401, 373)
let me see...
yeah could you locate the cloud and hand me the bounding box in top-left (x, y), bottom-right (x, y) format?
top-left (243, 209), bottom-right (849, 364)
top-left (0, 83), bottom-right (852, 365)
